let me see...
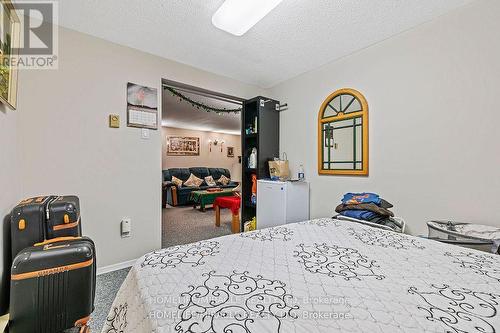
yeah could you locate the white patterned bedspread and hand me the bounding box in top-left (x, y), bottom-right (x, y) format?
top-left (101, 218), bottom-right (500, 333)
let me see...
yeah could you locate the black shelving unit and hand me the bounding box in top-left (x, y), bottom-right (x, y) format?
top-left (241, 96), bottom-right (280, 230)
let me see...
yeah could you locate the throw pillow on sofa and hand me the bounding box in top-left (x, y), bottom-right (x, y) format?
top-left (184, 173), bottom-right (204, 187)
top-left (171, 176), bottom-right (183, 187)
top-left (205, 176), bottom-right (217, 187)
top-left (217, 175), bottom-right (230, 186)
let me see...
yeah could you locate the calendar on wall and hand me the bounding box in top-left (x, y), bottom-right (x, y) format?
top-left (126, 82), bottom-right (158, 130)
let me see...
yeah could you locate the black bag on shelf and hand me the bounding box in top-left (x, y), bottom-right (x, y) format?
top-left (9, 237), bottom-right (96, 333)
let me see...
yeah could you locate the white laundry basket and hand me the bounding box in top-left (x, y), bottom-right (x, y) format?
top-left (427, 220), bottom-right (500, 254)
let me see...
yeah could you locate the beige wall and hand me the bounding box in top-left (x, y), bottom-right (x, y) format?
top-left (270, 0), bottom-right (500, 235)
top-left (0, 105), bottom-right (19, 313)
top-left (162, 127), bottom-right (241, 178)
top-left (14, 26), bottom-right (263, 267)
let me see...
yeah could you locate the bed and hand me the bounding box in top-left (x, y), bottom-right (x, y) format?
top-left (102, 218), bottom-right (500, 333)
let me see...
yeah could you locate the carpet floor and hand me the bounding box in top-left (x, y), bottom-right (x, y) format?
top-left (90, 205), bottom-right (234, 331)
top-left (162, 205), bottom-right (234, 248)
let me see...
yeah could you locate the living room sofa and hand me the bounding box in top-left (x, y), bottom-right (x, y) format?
top-left (162, 167), bottom-right (238, 207)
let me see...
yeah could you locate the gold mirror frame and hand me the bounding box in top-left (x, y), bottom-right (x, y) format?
top-left (318, 88), bottom-right (369, 176)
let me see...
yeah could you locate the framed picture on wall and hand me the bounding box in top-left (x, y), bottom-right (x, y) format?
top-left (0, 0), bottom-right (20, 110)
top-left (167, 136), bottom-right (200, 156)
top-left (227, 147), bottom-right (234, 158)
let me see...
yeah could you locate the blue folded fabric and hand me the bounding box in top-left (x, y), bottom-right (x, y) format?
top-left (340, 209), bottom-right (378, 221)
top-left (342, 193), bottom-right (381, 205)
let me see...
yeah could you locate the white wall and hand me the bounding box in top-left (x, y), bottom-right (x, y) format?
top-left (15, 26), bottom-right (263, 267)
top-left (269, 0), bottom-right (500, 235)
top-left (162, 127), bottom-right (241, 175)
top-left (0, 105), bottom-right (19, 313)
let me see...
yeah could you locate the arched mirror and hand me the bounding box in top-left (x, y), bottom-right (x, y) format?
top-left (318, 88), bottom-right (368, 176)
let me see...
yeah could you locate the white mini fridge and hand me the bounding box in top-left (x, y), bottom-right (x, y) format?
top-left (256, 180), bottom-right (310, 230)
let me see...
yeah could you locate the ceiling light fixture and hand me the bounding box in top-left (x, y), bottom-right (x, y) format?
top-left (212, 0), bottom-right (284, 36)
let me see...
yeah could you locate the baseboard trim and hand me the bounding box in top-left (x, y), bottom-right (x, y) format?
top-left (97, 259), bottom-right (136, 276)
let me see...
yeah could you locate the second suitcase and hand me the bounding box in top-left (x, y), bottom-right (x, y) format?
top-left (46, 195), bottom-right (82, 239)
top-left (10, 237), bottom-right (96, 333)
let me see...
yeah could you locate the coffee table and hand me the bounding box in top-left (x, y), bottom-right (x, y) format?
top-left (190, 189), bottom-right (235, 211)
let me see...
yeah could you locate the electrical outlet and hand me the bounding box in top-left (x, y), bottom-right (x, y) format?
top-left (121, 218), bottom-right (131, 238)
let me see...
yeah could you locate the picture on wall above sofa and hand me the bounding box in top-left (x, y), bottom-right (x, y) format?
top-left (167, 136), bottom-right (200, 156)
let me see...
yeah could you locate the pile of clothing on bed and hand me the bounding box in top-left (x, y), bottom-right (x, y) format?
top-left (335, 192), bottom-right (401, 230)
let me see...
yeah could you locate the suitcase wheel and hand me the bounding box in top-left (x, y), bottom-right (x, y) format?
top-left (79, 325), bottom-right (90, 333)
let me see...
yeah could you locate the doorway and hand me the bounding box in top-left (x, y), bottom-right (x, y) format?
top-left (160, 79), bottom-right (243, 248)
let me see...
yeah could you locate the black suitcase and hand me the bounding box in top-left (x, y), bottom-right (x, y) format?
top-left (10, 237), bottom-right (96, 333)
top-left (10, 196), bottom-right (55, 260)
top-left (10, 196), bottom-right (82, 259)
top-left (0, 213), bottom-right (11, 316)
top-left (46, 195), bottom-right (82, 239)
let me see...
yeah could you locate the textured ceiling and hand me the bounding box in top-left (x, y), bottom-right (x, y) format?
top-left (162, 90), bottom-right (241, 135)
top-left (56, 0), bottom-right (473, 88)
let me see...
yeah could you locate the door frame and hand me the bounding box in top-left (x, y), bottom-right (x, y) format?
top-left (160, 78), bottom-right (244, 247)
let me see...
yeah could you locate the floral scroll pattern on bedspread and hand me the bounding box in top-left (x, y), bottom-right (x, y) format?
top-left (102, 218), bottom-right (500, 333)
top-left (347, 227), bottom-right (426, 250)
top-left (141, 241), bottom-right (220, 269)
top-left (104, 303), bottom-right (128, 333)
top-left (445, 251), bottom-right (500, 283)
top-left (240, 226), bottom-right (294, 241)
top-left (408, 284), bottom-right (500, 333)
top-left (294, 243), bottom-right (385, 281)
top-left (175, 271), bottom-right (299, 332)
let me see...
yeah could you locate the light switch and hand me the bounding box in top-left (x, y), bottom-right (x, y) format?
top-left (109, 114), bottom-right (120, 128)
top-left (141, 128), bottom-right (150, 139)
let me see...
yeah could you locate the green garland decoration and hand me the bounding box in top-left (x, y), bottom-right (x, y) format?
top-left (164, 86), bottom-right (241, 114)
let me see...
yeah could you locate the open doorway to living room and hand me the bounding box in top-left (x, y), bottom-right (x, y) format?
top-left (161, 80), bottom-right (243, 248)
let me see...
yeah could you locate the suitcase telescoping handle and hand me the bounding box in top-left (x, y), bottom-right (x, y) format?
top-left (34, 236), bottom-right (81, 247)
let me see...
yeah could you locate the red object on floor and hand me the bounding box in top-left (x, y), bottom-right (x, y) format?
top-left (214, 196), bottom-right (241, 215)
